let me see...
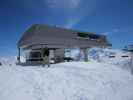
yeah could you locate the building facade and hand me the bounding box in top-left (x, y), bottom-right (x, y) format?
top-left (17, 24), bottom-right (111, 65)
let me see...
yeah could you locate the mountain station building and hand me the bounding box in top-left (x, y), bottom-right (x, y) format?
top-left (17, 24), bottom-right (111, 65)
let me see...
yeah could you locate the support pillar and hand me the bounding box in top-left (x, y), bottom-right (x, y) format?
top-left (54, 49), bottom-right (65, 63)
top-left (80, 48), bottom-right (88, 62)
top-left (83, 48), bottom-right (88, 62)
top-left (130, 52), bottom-right (133, 74)
top-left (17, 47), bottom-right (21, 63)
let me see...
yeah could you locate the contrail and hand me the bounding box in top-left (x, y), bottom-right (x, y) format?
top-left (45, 0), bottom-right (97, 28)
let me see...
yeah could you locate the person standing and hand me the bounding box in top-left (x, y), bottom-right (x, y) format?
top-left (42, 47), bottom-right (50, 67)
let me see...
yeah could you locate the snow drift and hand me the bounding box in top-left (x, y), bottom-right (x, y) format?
top-left (0, 61), bottom-right (133, 100)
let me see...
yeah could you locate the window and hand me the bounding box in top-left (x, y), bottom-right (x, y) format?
top-left (77, 32), bottom-right (100, 40)
top-left (30, 52), bottom-right (41, 58)
top-left (77, 32), bottom-right (89, 38)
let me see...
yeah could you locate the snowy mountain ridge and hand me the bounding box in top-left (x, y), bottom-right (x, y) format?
top-left (88, 48), bottom-right (131, 71)
top-left (0, 56), bottom-right (16, 66)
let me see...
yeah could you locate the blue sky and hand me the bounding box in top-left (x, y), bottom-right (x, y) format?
top-left (0, 0), bottom-right (133, 56)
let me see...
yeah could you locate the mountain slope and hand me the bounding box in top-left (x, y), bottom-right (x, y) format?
top-left (88, 48), bottom-right (131, 71)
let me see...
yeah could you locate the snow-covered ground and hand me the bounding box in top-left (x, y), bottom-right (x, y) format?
top-left (88, 48), bottom-right (131, 71)
top-left (0, 48), bottom-right (133, 100)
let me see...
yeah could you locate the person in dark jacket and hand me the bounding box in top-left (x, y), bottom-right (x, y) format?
top-left (42, 47), bottom-right (50, 67)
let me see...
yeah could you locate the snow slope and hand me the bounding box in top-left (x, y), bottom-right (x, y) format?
top-left (0, 61), bottom-right (133, 100)
top-left (88, 48), bottom-right (131, 71)
top-left (0, 56), bottom-right (16, 66)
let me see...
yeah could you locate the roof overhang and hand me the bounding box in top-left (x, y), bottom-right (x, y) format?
top-left (18, 24), bottom-right (111, 49)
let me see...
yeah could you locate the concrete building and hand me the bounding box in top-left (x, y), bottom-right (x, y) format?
top-left (17, 24), bottom-right (111, 65)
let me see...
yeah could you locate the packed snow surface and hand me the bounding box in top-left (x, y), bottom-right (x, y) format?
top-left (0, 61), bottom-right (133, 100)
